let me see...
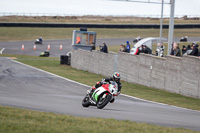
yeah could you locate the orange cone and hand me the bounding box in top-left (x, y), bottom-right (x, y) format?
top-left (60, 44), bottom-right (63, 50)
top-left (47, 44), bottom-right (50, 50)
top-left (21, 44), bottom-right (24, 50)
top-left (33, 44), bottom-right (36, 50)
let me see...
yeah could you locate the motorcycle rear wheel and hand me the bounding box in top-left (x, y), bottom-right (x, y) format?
top-left (97, 93), bottom-right (112, 109)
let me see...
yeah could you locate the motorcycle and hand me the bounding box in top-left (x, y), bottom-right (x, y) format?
top-left (180, 36), bottom-right (188, 42)
top-left (133, 36), bottom-right (142, 43)
top-left (82, 81), bottom-right (118, 109)
top-left (39, 50), bottom-right (50, 57)
top-left (35, 37), bottom-right (43, 44)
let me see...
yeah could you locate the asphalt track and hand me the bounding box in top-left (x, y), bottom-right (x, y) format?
top-left (0, 57), bottom-right (200, 131)
top-left (0, 37), bottom-right (199, 57)
top-left (0, 38), bottom-right (131, 57)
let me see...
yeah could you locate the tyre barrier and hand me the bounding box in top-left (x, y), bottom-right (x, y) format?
top-left (1, 22), bottom-right (200, 29)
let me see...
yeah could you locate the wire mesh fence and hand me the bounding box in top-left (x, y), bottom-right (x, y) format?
top-left (0, 12), bottom-right (199, 18)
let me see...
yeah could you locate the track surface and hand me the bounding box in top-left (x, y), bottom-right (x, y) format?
top-left (0, 57), bottom-right (200, 131)
top-left (0, 37), bottom-right (199, 57)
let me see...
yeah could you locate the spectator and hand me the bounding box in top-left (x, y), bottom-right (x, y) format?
top-left (156, 42), bottom-right (164, 57)
top-left (100, 42), bottom-right (108, 53)
top-left (187, 45), bottom-right (191, 51)
top-left (182, 45), bottom-right (187, 55)
top-left (91, 43), bottom-right (95, 51)
top-left (143, 45), bottom-right (152, 54)
top-left (119, 44), bottom-right (126, 52)
top-left (126, 41), bottom-right (130, 53)
top-left (139, 45), bottom-right (145, 53)
top-left (184, 45), bottom-right (193, 55)
top-left (160, 42), bottom-right (165, 57)
top-left (170, 42), bottom-right (181, 56)
top-left (156, 43), bottom-right (160, 56)
top-left (160, 42), bottom-right (165, 51)
top-left (190, 43), bottom-right (199, 56)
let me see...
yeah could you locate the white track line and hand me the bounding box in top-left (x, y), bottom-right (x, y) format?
top-left (0, 48), bottom-right (5, 54)
top-left (11, 59), bottom-right (200, 112)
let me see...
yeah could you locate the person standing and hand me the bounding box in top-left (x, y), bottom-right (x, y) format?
top-left (91, 42), bottom-right (96, 51)
top-left (190, 43), bottom-right (199, 56)
top-left (126, 41), bottom-right (130, 53)
top-left (170, 42), bottom-right (181, 56)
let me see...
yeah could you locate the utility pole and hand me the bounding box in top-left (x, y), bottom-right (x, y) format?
top-left (167, 0), bottom-right (175, 55)
top-left (159, 0), bottom-right (164, 44)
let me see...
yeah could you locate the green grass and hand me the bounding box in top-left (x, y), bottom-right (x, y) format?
top-left (1, 54), bottom-right (200, 111)
top-left (0, 54), bottom-right (200, 133)
top-left (1, 106), bottom-right (199, 133)
top-left (0, 27), bottom-right (200, 41)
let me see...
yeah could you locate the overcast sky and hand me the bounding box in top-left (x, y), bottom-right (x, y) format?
top-left (0, 0), bottom-right (200, 17)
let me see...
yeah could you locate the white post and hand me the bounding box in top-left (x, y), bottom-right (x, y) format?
top-left (167, 0), bottom-right (175, 55)
top-left (159, 0), bottom-right (164, 43)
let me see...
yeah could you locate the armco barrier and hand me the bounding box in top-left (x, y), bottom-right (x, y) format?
top-left (71, 49), bottom-right (200, 99)
top-left (1, 22), bottom-right (200, 29)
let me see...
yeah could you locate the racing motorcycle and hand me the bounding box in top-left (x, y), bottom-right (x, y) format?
top-left (82, 81), bottom-right (118, 109)
top-left (35, 37), bottom-right (43, 44)
top-left (39, 50), bottom-right (50, 57)
top-left (133, 36), bottom-right (142, 43)
top-left (180, 36), bottom-right (188, 42)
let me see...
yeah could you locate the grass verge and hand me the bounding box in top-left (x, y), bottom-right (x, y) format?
top-left (0, 54), bottom-right (200, 133)
top-left (1, 16), bottom-right (200, 24)
top-left (1, 106), bottom-right (199, 133)
top-left (0, 54), bottom-right (200, 111)
top-left (0, 27), bottom-right (200, 41)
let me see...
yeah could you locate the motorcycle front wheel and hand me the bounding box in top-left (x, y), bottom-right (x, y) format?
top-left (97, 93), bottom-right (112, 109)
top-left (82, 95), bottom-right (90, 107)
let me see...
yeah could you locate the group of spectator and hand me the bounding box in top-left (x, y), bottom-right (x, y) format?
top-left (97, 40), bottom-right (200, 58)
top-left (118, 41), bottom-right (130, 53)
top-left (170, 42), bottom-right (199, 57)
top-left (136, 45), bottom-right (152, 55)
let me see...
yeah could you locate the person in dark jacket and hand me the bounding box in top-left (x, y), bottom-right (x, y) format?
top-left (100, 43), bottom-right (108, 53)
top-left (190, 43), bottom-right (199, 56)
top-left (143, 45), bottom-right (152, 54)
top-left (170, 42), bottom-right (181, 56)
top-left (88, 72), bottom-right (122, 103)
top-left (182, 45), bottom-right (187, 55)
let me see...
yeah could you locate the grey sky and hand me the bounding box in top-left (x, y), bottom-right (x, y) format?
top-left (0, 0), bottom-right (200, 17)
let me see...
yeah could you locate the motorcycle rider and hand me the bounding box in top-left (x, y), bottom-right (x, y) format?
top-left (39, 37), bottom-right (43, 43)
top-left (88, 72), bottom-right (122, 103)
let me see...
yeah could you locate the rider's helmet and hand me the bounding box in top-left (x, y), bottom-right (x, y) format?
top-left (113, 72), bottom-right (120, 82)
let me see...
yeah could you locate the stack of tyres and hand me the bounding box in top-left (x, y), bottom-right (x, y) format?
top-left (60, 55), bottom-right (70, 65)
